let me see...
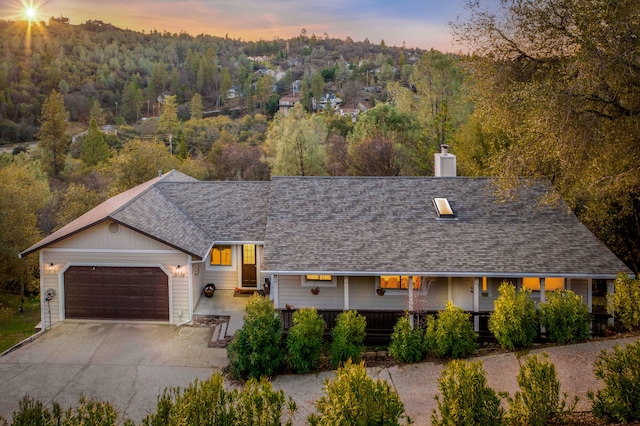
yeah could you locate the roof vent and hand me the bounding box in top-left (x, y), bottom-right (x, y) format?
top-left (433, 198), bottom-right (455, 219)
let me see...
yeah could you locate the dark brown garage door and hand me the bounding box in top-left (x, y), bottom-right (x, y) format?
top-left (64, 266), bottom-right (169, 321)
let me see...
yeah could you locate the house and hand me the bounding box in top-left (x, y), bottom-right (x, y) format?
top-left (20, 150), bottom-right (632, 331)
top-left (278, 96), bottom-right (300, 115)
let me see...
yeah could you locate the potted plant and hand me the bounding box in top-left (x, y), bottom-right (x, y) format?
top-left (376, 287), bottom-right (385, 296)
top-left (311, 286), bottom-right (320, 295)
top-left (203, 283), bottom-right (216, 298)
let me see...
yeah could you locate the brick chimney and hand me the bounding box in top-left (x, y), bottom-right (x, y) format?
top-left (434, 144), bottom-right (456, 177)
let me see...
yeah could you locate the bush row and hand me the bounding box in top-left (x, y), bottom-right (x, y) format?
top-left (5, 341), bottom-right (639, 425)
top-left (229, 282), bottom-right (614, 380)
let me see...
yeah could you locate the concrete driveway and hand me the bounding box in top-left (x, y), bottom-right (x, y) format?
top-left (0, 322), bottom-right (227, 422)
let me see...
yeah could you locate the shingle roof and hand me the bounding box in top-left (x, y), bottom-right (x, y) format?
top-left (20, 171), bottom-right (272, 260)
top-left (21, 173), bottom-right (631, 278)
top-left (262, 177), bottom-right (631, 278)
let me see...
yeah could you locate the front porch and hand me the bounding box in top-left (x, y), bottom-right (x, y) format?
top-left (192, 290), bottom-right (251, 342)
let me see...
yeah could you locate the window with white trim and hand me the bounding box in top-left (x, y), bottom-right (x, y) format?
top-left (380, 275), bottom-right (421, 290)
top-left (210, 245), bottom-right (233, 267)
top-left (302, 274), bottom-right (337, 287)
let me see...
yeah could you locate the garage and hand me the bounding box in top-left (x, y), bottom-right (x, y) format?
top-left (64, 266), bottom-right (169, 321)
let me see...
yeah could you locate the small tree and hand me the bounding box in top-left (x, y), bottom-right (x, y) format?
top-left (607, 275), bottom-right (640, 331)
top-left (506, 353), bottom-right (577, 426)
top-left (80, 118), bottom-right (110, 166)
top-left (227, 295), bottom-right (283, 380)
top-left (539, 290), bottom-right (590, 344)
top-left (330, 310), bottom-right (366, 368)
top-left (432, 360), bottom-right (504, 426)
top-left (388, 313), bottom-right (425, 363)
top-left (286, 307), bottom-right (326, 373)
top-left (425, 301), bottom-right (477, 359)
top-left (143, 372), bottom-right (296, 426)
top-left (588, 341), bottom-right (640, 423)
top-left (308, 360), bottom-right (412, 426)
top-left (489, 282), bottom-right (538, 350)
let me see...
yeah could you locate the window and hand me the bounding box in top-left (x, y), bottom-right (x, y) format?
top-left (380, 276), bottom-right (420, 290)
top-left (302, 274), bottom-right (337, 287)
top-left (522, 277), bottom-right (565, 292)
top-left (210, 245), bottom-right (232, 266)
top-left (306, 275), bottom-right (332, 281)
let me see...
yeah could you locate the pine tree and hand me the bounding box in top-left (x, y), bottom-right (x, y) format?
top-left (36, 90), bottom-right (69, 177)
top-left (190, 93), bottom-right (203, 120)
top-left (81, 118), bottom-right (110, 166)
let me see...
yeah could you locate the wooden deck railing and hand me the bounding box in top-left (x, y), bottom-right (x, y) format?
top-left (279, 309), bottom-right (612, 345)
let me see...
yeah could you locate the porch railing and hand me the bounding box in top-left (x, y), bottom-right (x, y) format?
top-left (279, 309), bottom-right (612, 345)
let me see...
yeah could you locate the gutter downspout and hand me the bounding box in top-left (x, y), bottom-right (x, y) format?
top-left (177, 256), bottom-right (197, 327)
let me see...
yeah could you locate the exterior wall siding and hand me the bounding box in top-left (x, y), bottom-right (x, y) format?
top-left (51, 221), bottom-right (172, 251)
top-left (423, 277), bottom-right (449, 311)
top-left (349, 276), bottom-right (408, 311)
top-left (200, 269), bottom-right (238, 290)
top-left (277, 275), bottom-right (345, 310)
top-left (569, 278), bottom-right (589, 304)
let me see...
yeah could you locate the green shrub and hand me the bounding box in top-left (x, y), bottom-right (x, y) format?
top-left (227, 294), bottom-right (283, 380)
top-left (505, 353), bottom-right (577, 426)
top-left (489, 282), bottom-right (538, 350)
top-left (588, 341), bottom-right (640, 423)
top-left (539, 289), bottom-right (590, 344)
top-left (388, 313), bottom-right (425, 363)
top-left (330, 310), bottom-right (366, 368)
top-left (8, 395), bottom-right (127, 426)
top-left (286, 307), bottom-right (326, 373)
top-left (308, 359), bottom-right (411, 426)
top-left (431, 359), bottom-right (504, 426)
top-left (607, 275), bottom-right (640, 331)
top-left (425, 301), bottom-right (477, 359)
top-left (143, 372), bottom-right (296, 426)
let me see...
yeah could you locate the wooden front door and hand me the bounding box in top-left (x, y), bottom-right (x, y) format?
top-left (242, 244), bottom-right (257, 287)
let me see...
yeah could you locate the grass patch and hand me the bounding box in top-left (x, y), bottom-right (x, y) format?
top-left (0, 294), bottom-right (41, 353)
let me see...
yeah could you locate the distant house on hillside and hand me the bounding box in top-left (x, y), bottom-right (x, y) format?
top-left (278, 96), bottom-right (300, 115)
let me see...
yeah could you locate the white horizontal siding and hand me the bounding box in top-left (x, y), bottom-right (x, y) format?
top-left (570, 278), bottom-right (588, 303)
top-left (50, 221), bottom-right (173, 251)
top-left (171, 276), bottom-right (190, 323)
top-left (349, 276), bottom-right (407, 310)
top-left (278, 275), bottom-right (345, 310)
top-left (423, 278), bottom-right (449, 311)
top-left (201, 269), bottom-right (238, 290)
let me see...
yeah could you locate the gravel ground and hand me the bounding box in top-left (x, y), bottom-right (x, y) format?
top-left (272, 332), bottom-right (640, 426)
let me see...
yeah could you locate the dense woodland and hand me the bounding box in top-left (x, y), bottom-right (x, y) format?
top-left (0, 0), bottom-right (638, 296)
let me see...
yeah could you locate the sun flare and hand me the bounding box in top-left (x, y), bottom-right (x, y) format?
top-left (26, 7), bottom-right (36, 19)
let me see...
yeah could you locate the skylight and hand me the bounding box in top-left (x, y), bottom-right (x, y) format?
top-left (433, 198), bottom-right (455, 218)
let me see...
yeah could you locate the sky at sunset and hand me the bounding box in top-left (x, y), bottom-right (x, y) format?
top-left (3, 0), bottom-right (479, 51)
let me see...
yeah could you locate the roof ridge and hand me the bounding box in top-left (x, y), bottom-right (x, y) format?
top-left (154, 182), bottom-right (214, 250)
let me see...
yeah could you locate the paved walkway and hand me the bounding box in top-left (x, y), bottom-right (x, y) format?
top-left (0, 322), bottom-right (637, 425)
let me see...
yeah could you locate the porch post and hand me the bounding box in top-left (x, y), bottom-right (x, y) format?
top-left (344, 276), bottom-right (349, 310)
top-left (272, 274), bottom-right (279, 308)
top-left (587, 278), bottom-right (593, 313)
top-left (607, 279), bottom-right (615, 326)
top-left (408, 275), bottom-right (414, 312)
top-left (539, 277), bottom-right (546, 303)
top-left (473, 277), bottom-right (480, 332)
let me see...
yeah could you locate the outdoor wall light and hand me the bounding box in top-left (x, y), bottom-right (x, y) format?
top-left (48, 262), bottom-right (55, 273)
top-left (174, 265), bottom-right (185, 277)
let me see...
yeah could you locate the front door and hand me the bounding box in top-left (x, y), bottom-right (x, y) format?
top-left (242, 244), bottom-right (257, 287)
